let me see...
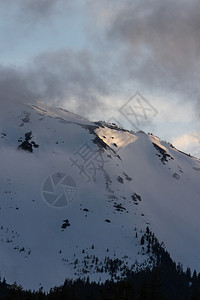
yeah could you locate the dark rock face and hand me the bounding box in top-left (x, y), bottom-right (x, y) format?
top-left (131, 193), bottom-right (142, 203)
top-left (18, 141), bottom-right (33, 152)
top-left (18, 131), bottom-right (39, 153)
top-left (153, 142), bottom-right (174, 164)
top-left (117, 176), bottom-right (124, 184)
top-left (61, 219), bottom-right (70, 229)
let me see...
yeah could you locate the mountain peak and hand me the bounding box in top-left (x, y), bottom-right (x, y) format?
top-left (0, 101), bottom-right (200, 291)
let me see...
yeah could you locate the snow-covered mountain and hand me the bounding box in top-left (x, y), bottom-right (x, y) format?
top-left (0, 99), bottom-right (200, 291)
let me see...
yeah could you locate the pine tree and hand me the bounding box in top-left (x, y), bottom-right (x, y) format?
top-left (146, 226), bottom-right (150, 235)
top-left (140, 236), bottom-right (145, 245)
top-left (186, 267), bottom-right (191, 280)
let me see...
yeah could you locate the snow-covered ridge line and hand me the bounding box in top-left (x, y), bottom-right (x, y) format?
top-left (0, 100), bottom-right (200, 291)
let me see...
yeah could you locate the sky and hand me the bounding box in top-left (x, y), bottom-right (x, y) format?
top-left (0, 0), bottom-right (200, 157)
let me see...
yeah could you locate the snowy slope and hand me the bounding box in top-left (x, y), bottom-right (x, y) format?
top-left (0, 99), bottom-right (200, 291)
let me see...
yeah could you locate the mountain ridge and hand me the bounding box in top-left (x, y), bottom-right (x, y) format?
top-left (0, 100), bottom-right (200, 291)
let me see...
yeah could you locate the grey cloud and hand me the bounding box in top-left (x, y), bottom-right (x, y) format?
top-left (2, 0), bottom-right (200, 122)
top-left (0, 0), bottom-right (75, 24)
top-left (0, 50), bottom-right (111, 117)
top-left (89, 0), bottom-right (200, 105)
top-left (22, 0), bottom-right (62, 16)
top-left (31, 50), bottom-right (111, 114)
top-left (0, 66), bottom-right (37, 103)
top-left (16, 0), bottom-right (68, 13)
